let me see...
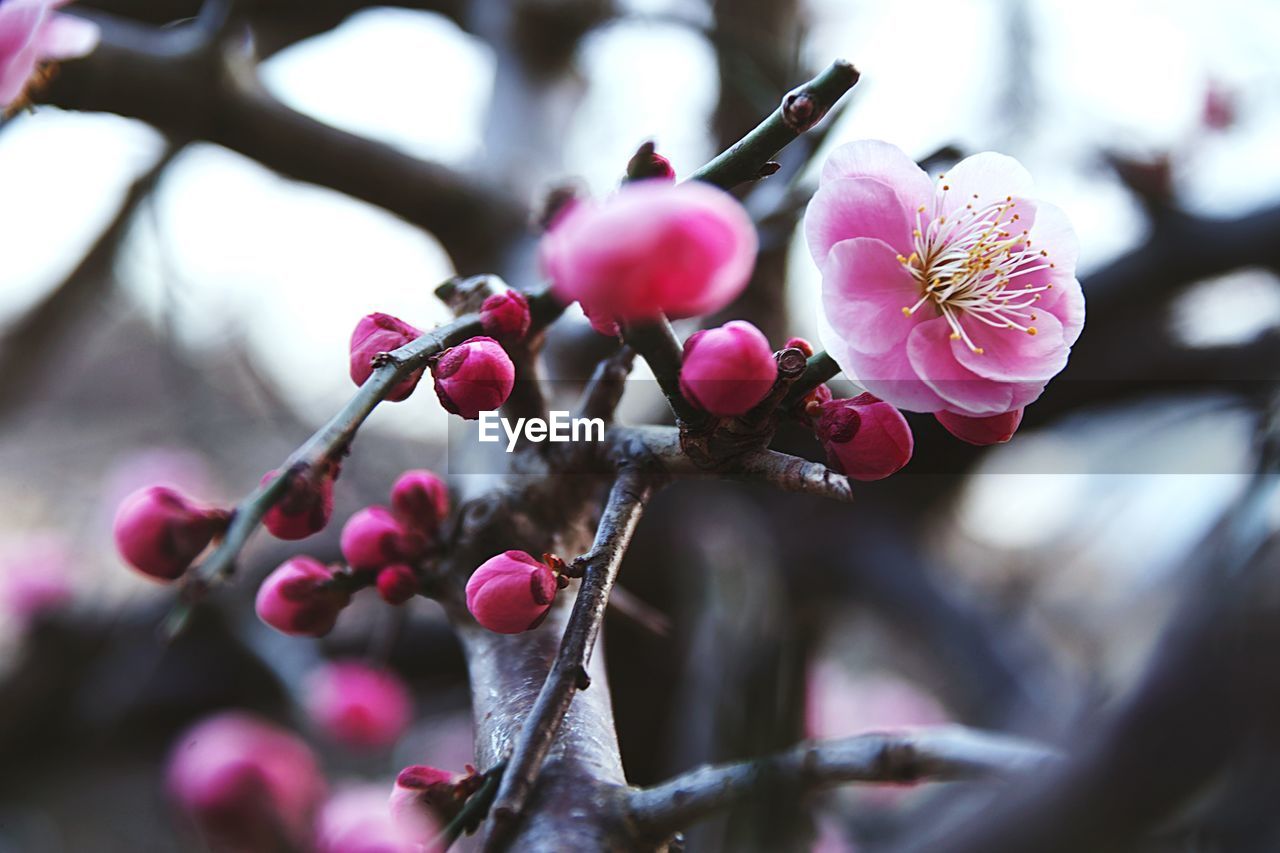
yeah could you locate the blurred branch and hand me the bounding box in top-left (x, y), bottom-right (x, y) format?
top-left (484, 467), bottom-right (653, 849)
top-left (629, 727), bottom-right (1061, 841)
top-left (40, 11), bottom-right (524, 272)
top-left (0, 144), bottom-right (180, 413)
top-left (572, 345), bottom-right (635, 424)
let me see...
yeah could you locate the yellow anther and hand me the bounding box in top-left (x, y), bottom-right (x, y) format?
top-left (942, 184), bottom-right (951, 191)
top-left (901, 306), bottom-right (912, 316)
top-left (1027, 327), bottom-right (1038, 336)
top-left (950, 332), bottom-right (960, 340)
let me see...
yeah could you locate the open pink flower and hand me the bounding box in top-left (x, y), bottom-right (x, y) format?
top-left (540, 181), bottom-right (757, 325)
top-left (0, 0), bottom-right (99, 109)
top-left (807, 140), bottom-right (1084, 417)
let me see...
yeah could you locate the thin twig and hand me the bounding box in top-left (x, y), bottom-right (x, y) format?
top-left (437, 761), bottom-right (508, 851)
top-left (573, 345), bottom-right (637, 424)
top-left (484, 468), bottom-right (654, 848)
top-left (689, 59), bottom-right (860, 191)
top-left (628, 727), bottom-right (1061, 840)
top-left (171, 287), bottom-right (563, 618)
top-left (619, 318), bottom-right (707, 428)
top-left (781, 350), bottom-right (842, 408)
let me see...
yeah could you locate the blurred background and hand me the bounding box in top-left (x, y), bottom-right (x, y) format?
top-left (3, 0), bottom-right (1280, 849)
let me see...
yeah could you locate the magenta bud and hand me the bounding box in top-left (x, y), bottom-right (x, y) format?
top-left (304, 661), bottom-right (412, 750)
top-left (784, 336), bottom-right (815, 357)
top-left (625, 141), bottom-right (676, 182)
top-left (465, 550), bottom-right (558, 634)
top-left (431, 336), bottom-right (515, 420)
top-left (390, 765), bottom-right (481, 837)
top-left (816, 393), bottom-right (914, 481)
top-left (350, 313), bottom-right (425, 402)
top-left (390, 469), bottom-right (450, 537)
top-left (935, 408), bottom-right (1024, 446)
top-left (261, 463), bottom-right (338, 541)
top-left (376, 564), bottom-right (418, 605)
top-left (679, 320), bottom-right (778, 416)
top-left (255, 556), bottom-right (350, 637)
top-left (479, 291), bottom-right (531, 342)
top-left (167, 712), bottom-right (326, 851)
top-left (340, 506), bottom-right (426, 572)
top-left (113, 486), bottom-right (229, 582)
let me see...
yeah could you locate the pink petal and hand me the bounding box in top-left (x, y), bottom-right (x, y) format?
top-left (907, 318), bottom-right (1016, 415)
top-left (817, 309), bottom-right (947, 413)
top-left (37, 12), bottom-right (99, 60)
top-left (952, 310), bottom-right (1068, 383)
top-left (0, 43), bottom-right (38, 105)
top-left (1040, 275), bottom-right (1085, 347)
top-left (936, 152), bottom-right (1034, 217)
top-left (805, 177), bottom-right (915, 265)
top-left (821, 139), bottom-right (934, 207)
top-left (821, 237), bottom-right (930, 355)
top-left (1027, 199), bottom-right (1079, 276)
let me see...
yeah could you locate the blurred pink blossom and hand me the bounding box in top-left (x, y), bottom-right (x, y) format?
top-left (807, 140), bottom-right (1083, 417)
top-left (317, 785), bottom-right (421, 853)
top-left (304, 660), bottom-right (412, 750)
top-left (0, 533), bottom-right (73, 626)
top-left (0, 0), bottom-right (99, 108)
top-left (167, 711), bottom-right (326, 851)
top-left (540, 181), bottom-right (757, 326)
top-left (806, 662), bottom-right (949, 741)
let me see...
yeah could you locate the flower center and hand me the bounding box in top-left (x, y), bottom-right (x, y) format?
top-left (897, 179), bottom-right (1054, 354)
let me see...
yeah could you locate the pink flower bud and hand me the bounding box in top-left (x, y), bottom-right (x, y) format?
top-left (350, 313), bottom-right (425, 402)
top-left (785, 336), bottom-right (815, 357)
top-left (340, 506), bottom-right (426, 572)
top-left (935, 407), bottom-right (1024, 446)
top-left (540, 181), bottom-right (757, 322)
top-left (679, 321), bottom-right (778, 416)
top-left (261, 462), bottom-right (339, 541)
top-left (465, 550), bottom-right (558, 634)
top-left (376, 565), bottom-right (418, 605)
top-left (390, 765), bottom-right (477, 841)
top-left (431, 336), bottom-right (515, 420)
top-left (816, 393), bottom-right (913, 481)
top-left (479, 291), bottom-right (531, 342)
top-left (167, 711), bottom-right (326, 851)
top-left (1, 534), bottom-right (73, 626)
top-left (390, 469), bottom-right (450, 537)
top-left (113, 486), bottom-right (229, 581)
top-left (255, 556), bottom-right (350, 637)
top-left (625, 141), bottom-right (676, 182)
top-left (317, 786), bottom-right (419, 853)
top-left (304, 661), bottom-right (412, 750)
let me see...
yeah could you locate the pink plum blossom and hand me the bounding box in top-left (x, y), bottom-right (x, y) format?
top-left (304, 661), bottom-right (412, 750)
top-left (0, 0), bottom-right (99, 109)
top-left (340, 506), bottom-right (426, 572)
top-left (679, 320), bottom-right (778, 416)
top-left (113, 486), bottom-right (229, 581)
top-left (815, 393), bottom-right (913, 481)
top-left (255, 556), bottom-right (350, 637)
top-left (390, 469), bottom-right (450, 538)
top-left (317, 785), bottom-right (421, 853)
top-left (935, 407), bottom-right (1024, 446)
top-left (431, 336), bottom-right (515, 420)
top-left (390, 765), bottom-right (478, 842)
top-left (350, 313), bottom-right (424, 402)
top-left (479, 290), bottom-right (532, 342)
top-left (167, 711), bottom-right (326, 851)
top-left (465, 550), bottom-right (558, 634)
top-left (376, 564), bottom-right (418, 605)
top-left (807, 140), bottom-right (1084, 418)
top-left (540, 181), bottom-right (757, 326)
top-left (261, 461), bottom-right (339, 541)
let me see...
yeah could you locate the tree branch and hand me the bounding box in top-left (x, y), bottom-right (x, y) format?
top-left (171, 286), bottom-right (563, 619)
top-left (782, 350), bottom-right (842, 408)
top-left (40, 11), bottom-right (525, 272)
top-left (628, 727), bottom-right (1061, 840)
top-left (484, 467), bottom-right (654, 848)
top-left (573, 345), bottom-right (636, 424)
